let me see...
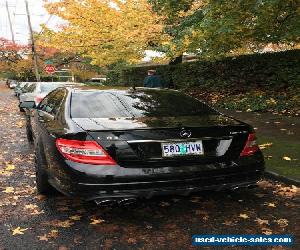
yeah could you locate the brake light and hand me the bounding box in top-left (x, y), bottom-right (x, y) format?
top-left (56, 138), bottom-right (116, 165)
top-left (240, 133), bottom-right (259, 157)
top-left (35, 95), bottom-right (44, 104)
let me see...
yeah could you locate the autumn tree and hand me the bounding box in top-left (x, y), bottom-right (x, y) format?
top-left (40, 0), bottom-right (166, 66)
top-left (149, 0), bottom-right (300, 60)
top-left (0, 38), bottom-right (30, 78)
top-left (0, 38), bottom-right (28, 65)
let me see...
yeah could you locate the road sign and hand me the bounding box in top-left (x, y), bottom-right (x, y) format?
top-left (45, 60), bottom-right (53, 65)
top-left (45, 65), bottom-right (56, 74)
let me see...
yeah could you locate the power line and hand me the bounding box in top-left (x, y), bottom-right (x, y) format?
top-left (38, 14), bottom-right (53, 35)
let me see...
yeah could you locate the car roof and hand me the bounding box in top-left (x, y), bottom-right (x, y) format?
top-left (69, 86), bottom-right (179, 94)
top-left (38, 82), bottom-right (78, 85)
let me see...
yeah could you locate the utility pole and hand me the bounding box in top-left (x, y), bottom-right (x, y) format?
top-left (25, 0), bottom-right (40, 81)
top-left (6, 1), bottom-right (15, 43)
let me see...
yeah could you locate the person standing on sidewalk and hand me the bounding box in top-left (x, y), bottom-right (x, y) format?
top-left (143, 69), bottom-right (163, 88)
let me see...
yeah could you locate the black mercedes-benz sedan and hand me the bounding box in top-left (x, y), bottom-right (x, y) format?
top-left (21, 86), bottom-right (264, 205)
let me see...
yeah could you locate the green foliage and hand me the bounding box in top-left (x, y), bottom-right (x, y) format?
top-left (117, 49), bottom-right (300, 87)
top-left (216, 89), bottom-right (300, 114)
top-left (149, 0), bottom-right (300, 58)
top-left (113, 49), bottom-right (300, 115)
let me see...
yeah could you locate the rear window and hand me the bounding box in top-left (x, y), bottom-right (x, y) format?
top-left (71, 89), bottom-right (218, 118)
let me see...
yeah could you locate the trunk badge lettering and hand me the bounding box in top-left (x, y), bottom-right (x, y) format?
top-left (230, 131), bottom-right (248, 135)
top-left (98, 136), bottom-right (119, 140)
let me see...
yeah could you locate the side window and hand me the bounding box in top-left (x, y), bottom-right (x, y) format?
top-left (51, 89), bottom-right (67, 116)
top-left (39, 96), bottom-right (50, 111)
top-left (39, 89), bottom-right (66, 116)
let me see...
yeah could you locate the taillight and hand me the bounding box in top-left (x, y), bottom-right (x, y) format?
top-left (35, 95), bottom-right (44, 104)
top-left (56, 138), bottom-right (117, 165)
top-left (240, 133), bottom-right (259, 157)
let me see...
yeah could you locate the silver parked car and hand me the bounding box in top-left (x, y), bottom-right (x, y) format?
top-left (15, 82), bottom-right (32, 97)
top-left (19, 82), bottom-right (79, 107)
top-left (18, 83), bottom-right (36, 111)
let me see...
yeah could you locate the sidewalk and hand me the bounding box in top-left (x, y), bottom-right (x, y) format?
top-left (220, 108), bottom-right (300, 182)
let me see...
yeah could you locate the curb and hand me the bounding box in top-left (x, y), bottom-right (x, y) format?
top-left (264, 170), bottom-right (300, 186)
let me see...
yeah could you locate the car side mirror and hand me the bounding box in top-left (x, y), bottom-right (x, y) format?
top-left (19, 101), bottom-right (36, 109)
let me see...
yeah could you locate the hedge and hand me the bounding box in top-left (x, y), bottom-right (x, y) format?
top-left (107, 49), bottom-right (300, 89)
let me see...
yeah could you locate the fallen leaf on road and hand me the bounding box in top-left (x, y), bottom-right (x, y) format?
top-left (127, 238), bottom-right (137, 244)
top-left (3, 187), bottom-right (14, 193)
top-left (25, 204), bottom-right (38, 210)
top-left (274, 185), bottom-right (299, 198)
top-left (38, 234), bottom-right (49, 241)
top-left (259, 143), bottom-right (273, 149)
top-left (49, 230), bottom-right (59, 238)
top-left (30, 209), bottom-right (44, 215)
top-left (43, 219), bottom-right (74, 228)
top-left (282, 156), bottom-right (291, 161)
top-left (16, 120), bottom-right (24, 128)
top-left (222, 220), bottom-right (236, 226)
top-left (12, 227), bottom-right (28, 235)
top-left (239, 213), bottom-right (249, 219)
top-left (255, 218), bottom-right (269, 226)
top-left (265, 202), bottom-right (276, 208)
top-left (261, 228), bottom-right (273, 235)
top-left (275, 219), bottom-right (289, 227)
top-left (90, 218), bottom-right (105, 225)
top-left (57, 220), bottom-right (74, 228)
top-left (5, 164), bottom-right (15, 171)
top-left (69, 215), bottom-right (81, 221)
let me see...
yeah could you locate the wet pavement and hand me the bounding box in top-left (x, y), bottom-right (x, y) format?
top-left (0, 82), bottom-right (299, 250)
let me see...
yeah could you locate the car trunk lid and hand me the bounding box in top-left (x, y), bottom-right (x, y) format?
top-left (72, 115), bottom-right (251, 168)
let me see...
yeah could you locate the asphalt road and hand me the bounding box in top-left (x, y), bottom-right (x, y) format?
top-left (0, 82), bottom-right (299, 250)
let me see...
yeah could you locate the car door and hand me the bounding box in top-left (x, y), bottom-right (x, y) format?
top-left (34, 89), bottom-right (67, 151)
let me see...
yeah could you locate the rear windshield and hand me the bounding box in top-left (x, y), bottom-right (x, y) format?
top-left (71, 89), bottom-right (218, 118)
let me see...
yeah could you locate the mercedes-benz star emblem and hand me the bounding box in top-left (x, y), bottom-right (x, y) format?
top-left (180, 130), bottom-right (192, 138)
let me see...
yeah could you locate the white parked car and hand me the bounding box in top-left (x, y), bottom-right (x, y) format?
top-left (19, 82), bottom-right (80, 109)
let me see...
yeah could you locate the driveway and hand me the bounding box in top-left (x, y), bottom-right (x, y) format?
top-left (0, 82), bottom-right (299, 249)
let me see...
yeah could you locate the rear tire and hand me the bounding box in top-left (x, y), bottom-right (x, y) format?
top-left (35, 144), bottom-right (55, 195)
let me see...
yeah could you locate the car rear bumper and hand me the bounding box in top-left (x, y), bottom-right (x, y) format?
top-left (48, 158), bottom-right (264, 201)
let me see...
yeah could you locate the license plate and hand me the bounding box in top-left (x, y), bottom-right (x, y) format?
top-left (161, 141), bottom-right (204, 157)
